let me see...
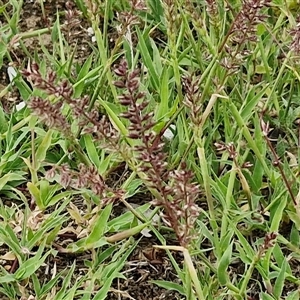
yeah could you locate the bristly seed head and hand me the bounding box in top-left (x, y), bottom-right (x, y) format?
top-left (290, 17), bottom-right (300, 55)
top-left (221, 0), bottom-right (271, 71)
top-left (114, 59), bottom-right (201, 247)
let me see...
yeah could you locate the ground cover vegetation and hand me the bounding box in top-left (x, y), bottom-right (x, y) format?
top-left (0, 0), bottom-right (300, 299)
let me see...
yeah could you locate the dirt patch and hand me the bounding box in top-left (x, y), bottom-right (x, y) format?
top-left (108, 237), bottom-right (183, 300)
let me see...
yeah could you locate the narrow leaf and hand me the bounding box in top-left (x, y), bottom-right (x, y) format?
top-left (217, 243), bottom-right (233, 285)
top-left (83, 134), bottom-right (100, 168)
top-left (35, 130), bottom-right (53, 169)
top-left (151, 280), bottom-right (185, 295)
top-left (85, 204), bottom-right (112, 245)
top-left (273, 259), bottom-right (287, 299)
top-left (27, 182), bottom-right (42, 209)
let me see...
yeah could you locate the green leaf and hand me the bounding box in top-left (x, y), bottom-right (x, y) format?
top-left (272, 244), bottom-right (289, 271)
top-left (240, 84), bottom-right (269, 121)
top-left (290, 224), bottom-right (300, 246)
top-left (255, 64), bottom-right (272, 74)
top-left (124, 178), bottom-right (143, 198)
top-left (27, 182), bottom-right (42, 209)
top-left (287, 210), bottom-right (300, 230)
top-left (68, 237), bottom-right (107, 252)
top-left (108, 203), bottom-right (151, 231)
top-left (93, 240), bottom-right (137, 300)
top-left (15, 244), bottom-right (54, 280)
top-left (14, 76), bottom-right (32, 100)
top-left (270, 196), bottom-right (287, 232)
top-left (26, 199), bottom-right (70, 250)
top-left (85, 204), bottom-right (112, 245)
top-left (286, 291), bottom-right (299, 300)
top-left (98, 153), bottom-right (113, 175)
top-left (39, 179), bottom-right (50, 203)
top-left (0, 105), bottom-right (8, 133)
top-left (96, 245), bottom-right (117, 265)
top-left (39, 272), bottom-right (62, 297)
top-left (147, 0), bottom-right (164, 22)
top-left (99, 99), bottom-right (128, 138)
top-left (74, 0), bottom-right (88, 16)
top-left (137, 27), bottom-right (159, 90)
top-left (53, 262), bottom-right (76, 300)
top-left (46, 190), bottom-right (81, 207)
top-left (0, 41), bottom-right (7, 67)
top-left (0, 273), bottom-right (15, 284)
top-left (231, 217), bottom-right (256, 259)
top-left (106, 223), bottom-right (149, 243)
top-left (235, 242), bottom-right (252, 265)
top-left (0, 173), bottom-right (25, 190)
top-left (219, 229), bottom-right (234, 253)
top-left (228, 101), bottom-right (271, 178)
top-left (261, 292), bottom-right (276, 300)
top-left (32, 273), bottom-right (41, 296)
top-left (73, 54), bottom-right (94, 97)
top-left (217, 242), bottom-right (233, 285)
top-left (150, 37), bottom-right (163, 76)
top-left (0, 3), bottom-right (8, 14)
top-left (83, 134), bottom-right (100, 168)
top-left (156, 66), bottom-right (170, 121)
top-left (273, 259), bottom-right (287, 299)
top-left (9, 9), bottom-right (19, 33)
top-left (27, 214), bottom-right (67, 250)
top-left (151, 280), bottom-right (185, 295)
top-left (0, 224), bottom-right (23, 263)
top-left (35, 130), bottom-right (53, 169)
top-left (63, 280), bottom-right (79, 300)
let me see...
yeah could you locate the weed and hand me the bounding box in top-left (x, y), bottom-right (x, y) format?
top-left (1, 0), bottom-right (300, 299)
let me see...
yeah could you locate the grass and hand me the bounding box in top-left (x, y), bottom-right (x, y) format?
top-left (0, 0), bottom-right (300, 299)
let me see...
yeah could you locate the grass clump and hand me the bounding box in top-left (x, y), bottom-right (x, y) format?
top-left (0, 0), bottom-right (300, 299)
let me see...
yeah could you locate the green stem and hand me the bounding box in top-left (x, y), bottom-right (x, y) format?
top-left (228, 102), bottom-right (272, 178)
